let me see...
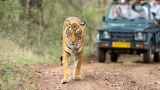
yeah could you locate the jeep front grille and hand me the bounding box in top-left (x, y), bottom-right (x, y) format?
top-left (111, 32), bottom-right (134, 41)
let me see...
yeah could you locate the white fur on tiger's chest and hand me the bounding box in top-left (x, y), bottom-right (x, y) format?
top-left (72, 43), bottom-right (82, 55)
top-left (64, 40), bottom-right (82, 55)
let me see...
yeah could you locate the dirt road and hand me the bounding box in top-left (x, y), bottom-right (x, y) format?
top-left (32, 55), bottom-right (160, 90)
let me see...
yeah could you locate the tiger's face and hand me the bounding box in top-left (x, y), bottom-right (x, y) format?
top-left (65, 23), bottom-right (85, 45)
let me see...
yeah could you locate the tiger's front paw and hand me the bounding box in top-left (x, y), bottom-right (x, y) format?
top-left (61, 76), bottom-right (71, 84)
top-left (61, 78), bottom-right (70, 84)
top-left (73, 75), bottom-right (83, 81)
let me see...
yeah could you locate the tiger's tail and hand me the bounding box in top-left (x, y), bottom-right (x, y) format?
top-left (60, 56), bottom-right (63, 66)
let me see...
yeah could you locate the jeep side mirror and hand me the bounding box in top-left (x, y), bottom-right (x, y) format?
top-left (103, 16), bottom-right (105, 22)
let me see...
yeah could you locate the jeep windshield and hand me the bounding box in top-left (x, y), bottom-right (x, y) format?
top-left (107, 3), bottom-right (150, 22)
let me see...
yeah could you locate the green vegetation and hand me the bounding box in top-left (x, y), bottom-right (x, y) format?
top-left (122, 61), bottom-right (136, 65)
top-left (0, 0), bottom-right (110, 89)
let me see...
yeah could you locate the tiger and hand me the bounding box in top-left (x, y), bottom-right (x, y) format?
top-left (60, 16), bottom-right (85, 84)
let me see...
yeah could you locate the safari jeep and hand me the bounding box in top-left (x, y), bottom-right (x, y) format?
top-left (97, 1), bottom-right (160, 63)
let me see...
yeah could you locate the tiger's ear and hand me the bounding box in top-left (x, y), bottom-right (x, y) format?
top-left (80, 21), bottom-right (85, 29)
top-left (80, 21), bottom-right (85, 26)
top-left (66, 20), bottom-right (70, 27)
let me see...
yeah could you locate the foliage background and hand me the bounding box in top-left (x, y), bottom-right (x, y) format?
top-left (0, 0), bottom-right (110, 89)
top-left (0, 0), bottom-right (110, 63)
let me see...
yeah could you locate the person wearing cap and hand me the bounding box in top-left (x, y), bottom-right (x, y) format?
top-left (150, 0), bottom-right (160, 27)
top-left (121, 0), bottom-right (128, 3)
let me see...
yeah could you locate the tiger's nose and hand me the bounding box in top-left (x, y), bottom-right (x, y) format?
top-left (71, 42), bottom-right (75, 45)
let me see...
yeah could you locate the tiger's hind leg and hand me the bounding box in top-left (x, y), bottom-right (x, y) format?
top-left (61, 51), bottom-right (71, 84)
top-left (73, 53), bottom-right (83, 81)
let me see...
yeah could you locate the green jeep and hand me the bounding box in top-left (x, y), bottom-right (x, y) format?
top-left (97, 2), bottom-right (160, 63)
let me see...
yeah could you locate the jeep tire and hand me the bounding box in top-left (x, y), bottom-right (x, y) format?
top-left (143, 41), bottom-right (152, 63)
top-left (154, 51), bottom-right (160, 62)
top-left (98, 48), bottom-right (106, 62)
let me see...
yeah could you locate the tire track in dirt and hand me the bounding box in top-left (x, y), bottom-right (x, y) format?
top-left (32, 55), bottom-right (160, 90)
top-left (32, 63), bottom-right (102, 90)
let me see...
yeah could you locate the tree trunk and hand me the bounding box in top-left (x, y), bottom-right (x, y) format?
top-left (19, 0), bottom-right (43, 25)
top-left (19, 0), bottom-right (43, 46)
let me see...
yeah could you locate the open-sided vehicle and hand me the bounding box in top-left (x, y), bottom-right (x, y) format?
top-left (97, 1), bottom-right (160, 63)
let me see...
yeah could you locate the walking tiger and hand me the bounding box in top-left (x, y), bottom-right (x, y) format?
top-left (60, 17), bottom-right (85, 84)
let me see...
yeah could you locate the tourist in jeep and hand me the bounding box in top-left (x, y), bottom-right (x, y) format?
top-left (150, 0), bottom-right (160, 27)
top-left (113, 0), bottom-right (130, 18)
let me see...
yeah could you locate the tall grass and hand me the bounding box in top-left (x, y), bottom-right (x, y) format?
top-left (0, 37), bottom-right (47, 64)
top-left (0, 38), bottom-right (32, 89)
top-left (0, 37), bottom-right (55, 89)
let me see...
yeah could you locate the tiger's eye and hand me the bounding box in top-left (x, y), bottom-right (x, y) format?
top-left (76, 29), bottom-right (80, 34)
top-left (68, 28), bottom-right (72, 34)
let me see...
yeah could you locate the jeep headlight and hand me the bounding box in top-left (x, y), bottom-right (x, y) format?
top-left (135, 32), bottom-right (145, 40)
top-left (97, 34), bottom-right (99, 40)
top-left (102, 31), bottom-right (111, 39)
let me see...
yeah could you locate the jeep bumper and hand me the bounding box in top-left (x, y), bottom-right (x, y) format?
top-left (97, 41), bottom-right (150, 50)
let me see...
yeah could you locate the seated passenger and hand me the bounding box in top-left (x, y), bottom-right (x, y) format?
top-left (150, 0), bottom-right (160, 27)
top-left (113, 0), bottom-right (130, 18)
top-left (131, 0), bottom-right (148, 19)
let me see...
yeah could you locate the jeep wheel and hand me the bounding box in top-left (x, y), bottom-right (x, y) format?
top-left (154, 51), bottom-right (160, 62)
top-left (110, 53), bottom-right (119, 62)
top-left (143, 41), bottom-right (152, 63)
top-left (98, 48), bottom-right (106, 62)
